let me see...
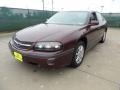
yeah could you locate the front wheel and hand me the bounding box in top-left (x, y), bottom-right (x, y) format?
top-left (70, 41), bottom-right (85, 68)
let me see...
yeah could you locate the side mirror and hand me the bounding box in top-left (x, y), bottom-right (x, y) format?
top-left (90, 20), bottom-right (99, 26)
top-left (44, 19), bottom-right (49, 24)
top-left (46, 19), bottom-right (48, 22)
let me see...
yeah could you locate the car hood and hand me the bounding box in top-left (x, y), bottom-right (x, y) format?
top-left (15, 24), bottom-right (83, 42)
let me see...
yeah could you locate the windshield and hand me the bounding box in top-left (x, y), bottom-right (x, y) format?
top-left (46, 11), bottom-right (88, 25)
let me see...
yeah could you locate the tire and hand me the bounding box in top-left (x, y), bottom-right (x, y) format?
top-left (100, 31), bottom-right (107, 43)
top-left (70, 41), bottom-right (85, 68)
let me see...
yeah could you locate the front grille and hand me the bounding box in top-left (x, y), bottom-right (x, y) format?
top-left (13, 38), bottom-right (33, 50)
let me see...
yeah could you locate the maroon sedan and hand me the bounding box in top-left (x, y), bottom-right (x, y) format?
top-left (9, 11), bottom-right (107, 68)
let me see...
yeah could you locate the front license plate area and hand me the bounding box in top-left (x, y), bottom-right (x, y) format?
top-left (13, 52), bottom-right (23, 62)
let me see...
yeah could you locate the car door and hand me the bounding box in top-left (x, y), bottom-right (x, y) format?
top-left (86, 12), bottom-right (100, 50)
top-left (96, 12), bottom-right (107, 41)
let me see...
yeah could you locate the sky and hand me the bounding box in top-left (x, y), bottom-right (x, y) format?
top-left (0, 0), bottom-right (120, 13)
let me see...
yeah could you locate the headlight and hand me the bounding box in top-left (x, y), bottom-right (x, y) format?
top-left (34, 42), bottom-right (63, 52)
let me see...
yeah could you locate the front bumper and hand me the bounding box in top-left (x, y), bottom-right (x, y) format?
top-left (8, 42), bottom-right (74, 68)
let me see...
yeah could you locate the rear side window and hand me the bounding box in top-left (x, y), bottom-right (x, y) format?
top-left (90, 12), bottom-right (98, 21)
top-left (96, 12), bottom-right (106, 23)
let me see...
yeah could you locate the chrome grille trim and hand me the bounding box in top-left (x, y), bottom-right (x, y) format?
top-left (13, 38), bottom-right (33, 50)
top-left (14, 39), bottom-right (31, 47)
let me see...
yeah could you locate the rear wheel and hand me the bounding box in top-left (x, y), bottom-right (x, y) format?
top-left (100, 31), bottom-right (106, 43)
top-left (70, 41), bottom-right (85, 68)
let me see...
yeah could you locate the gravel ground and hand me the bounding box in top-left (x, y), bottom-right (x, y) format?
top-left (0, 28), bottom-right (120, 90)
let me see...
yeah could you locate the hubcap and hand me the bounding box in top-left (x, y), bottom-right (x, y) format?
top-left (75, 45), bottom-right (84, 64)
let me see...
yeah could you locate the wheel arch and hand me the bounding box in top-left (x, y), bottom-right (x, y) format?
top-left (76, 36), bottom-right (88, 50)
